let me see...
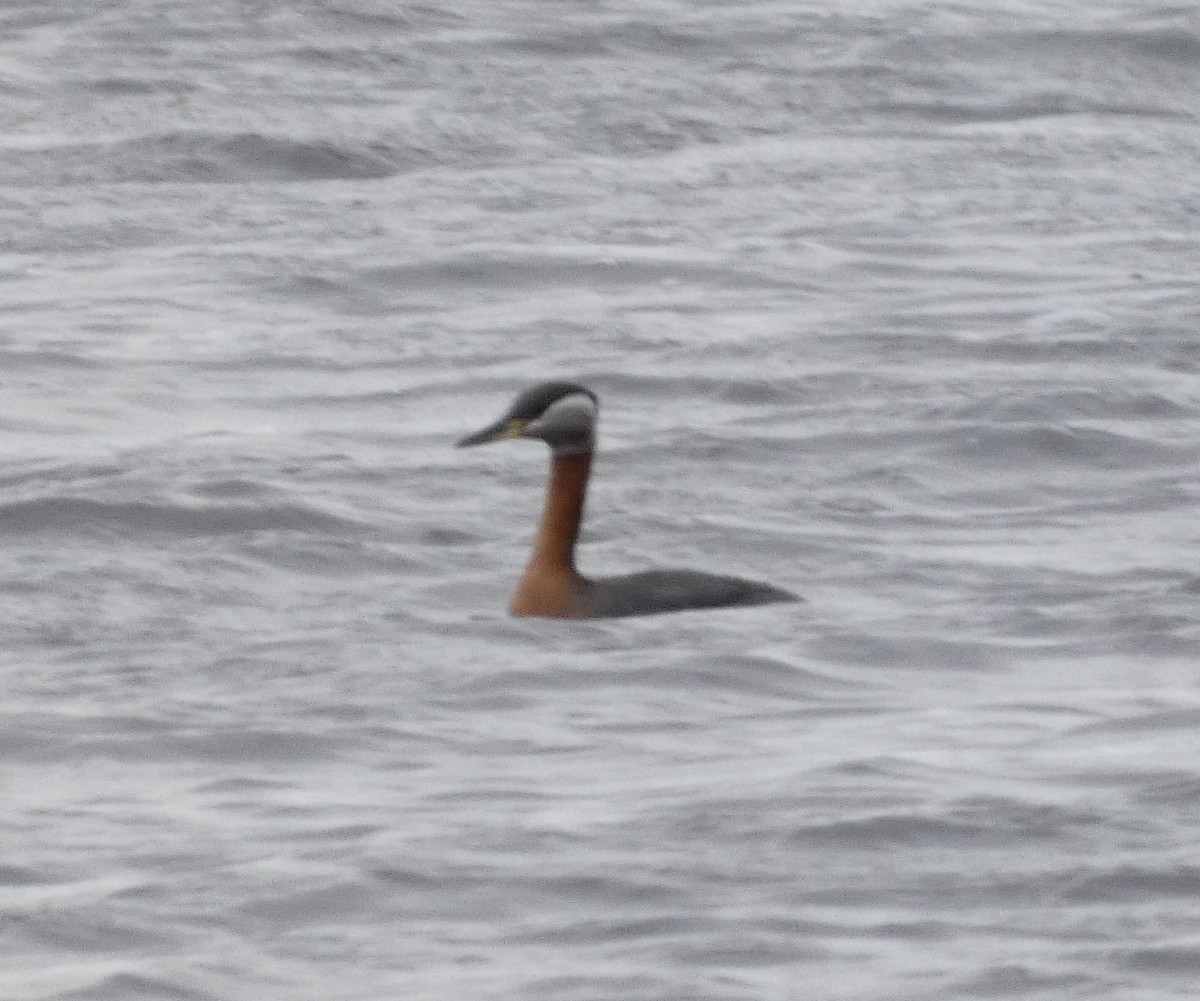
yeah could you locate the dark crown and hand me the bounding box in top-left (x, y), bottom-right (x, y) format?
top-left (507, 381), bottom-right (598, 420)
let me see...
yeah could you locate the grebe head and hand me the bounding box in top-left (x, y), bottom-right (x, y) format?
top-left (456, 381), bottom-right (599, 456)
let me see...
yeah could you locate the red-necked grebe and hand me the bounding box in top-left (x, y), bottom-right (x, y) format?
top-left (456, 381), bottom-right (797, 618)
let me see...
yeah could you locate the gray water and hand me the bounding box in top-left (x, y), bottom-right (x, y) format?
top-left (3, 1), bottom-right (1200, 998)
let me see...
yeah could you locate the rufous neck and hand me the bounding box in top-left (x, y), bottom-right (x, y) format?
top-left (528, 449), bottom-right (592, 574)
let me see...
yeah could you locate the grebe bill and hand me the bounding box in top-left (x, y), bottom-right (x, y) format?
top-left (456, 381), bottom-right (798, 619)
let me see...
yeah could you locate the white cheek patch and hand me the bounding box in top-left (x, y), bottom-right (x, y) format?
top-left (542, 392), bottom-right (598, 428)
top-left (533, 392), bottom-right (598, 454)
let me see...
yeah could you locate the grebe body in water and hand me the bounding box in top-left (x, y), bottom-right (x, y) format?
top-left (456, 381), bottom-right (797, 619)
